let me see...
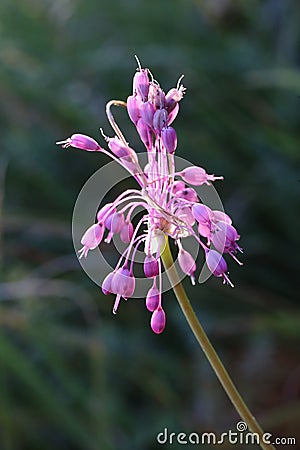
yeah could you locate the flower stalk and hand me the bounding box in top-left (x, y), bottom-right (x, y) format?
top-left (161, 236), bottom-right (276, 450)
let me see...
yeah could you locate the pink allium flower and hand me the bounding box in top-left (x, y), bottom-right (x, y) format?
top-left (57, 57), bottom-right (242, 333)
top-left (150, 306), bottom-right (166, 335)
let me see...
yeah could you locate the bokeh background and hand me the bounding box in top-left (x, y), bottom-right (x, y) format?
top-left (1, 0), bottom-right (299, 449)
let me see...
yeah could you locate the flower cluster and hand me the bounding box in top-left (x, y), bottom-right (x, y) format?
top-left (57, 58), bottom-right (242, 334)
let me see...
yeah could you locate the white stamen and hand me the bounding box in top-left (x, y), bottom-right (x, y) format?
top-left (134, 54), bottom-right (142, 71)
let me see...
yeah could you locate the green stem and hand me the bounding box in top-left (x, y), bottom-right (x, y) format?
top-left (161, 237), bottom-right (276, 450)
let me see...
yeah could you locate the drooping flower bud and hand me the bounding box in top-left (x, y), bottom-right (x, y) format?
top-left (146, 284), bottom-right (160, 312)
top-left (150, 306), bottom-right (166, 334)
top-left (144, 255), bottom-right (159, 278)
top-left (171, 180), bottom-right (186, 194)
top-left (178, 247), bottom-right (196, 284)
top-left (180, 166), bottom-right (223, 186)
top-left (78, 223), bottom-right (105, 259)
top-left (161, 126), bottom-right (177, 154)
top-left (133, 69), bottom-right (149, 101)
top-left (120, 221), bottom-right (134, 243)
top-left (102, 271), bottom-right (115, 295)
top-left (153, 109), bottom-right (168, 134)
top-left (105, 212), bottom-right (124, 234)
top-left (206, 250), bottom-right (233, 287)
top-left (140, 101), bottom-right (155, 128)
top-left (127, 95), bottom-right (140, 125)
top-left (165, 79), bottom-right (185, 123)
top-left (56, 134), bottom-right (102, 152)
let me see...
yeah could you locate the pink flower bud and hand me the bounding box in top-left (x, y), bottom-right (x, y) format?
top-left (148, 84), bottom-right (165, 109)
top-left (105, 212), bottom-right (124, 234)
top-left (136, 118), bottom-right (152, 149)
top-left (107, 138), bottom-right (140, 173)
top-left (176, 187), bottom-right (198, 202)
top-left (111, 267), bottom-right (135, 299)
top-left (165, 81), bottom-right (185, 121)
top-left (178, 247), bottom-right (196, 284)
top-left (97, 203), bottom-right (116, 222)
top-left (192, 204), bottom-right (213, 225)
top-left (120, 221), bottom-right (134, 243)
top-left (165, 96), bottom-right (177, 113)
top-left (56, 134), bottom-right (102, 152)
top-left (127, 95), bottom-right (140, 124)
top-left (176, 206), bottom-right (195, 226)
top-left (150, 306), bottom-right (166, 334)
top-left (211, 221), bottom-right (242, 255)
top-left (206, 250), bottom-right (233, 287)
top-left (140, 101), bottom-right (155, 128)
top-left (102, 271), bottom-right (115, 295)
top-left (161, 126), bottom-right (177, 154)
top-left (146, 284), bottom-right (160, 312)
top-left (167, 103), bottom-right (179, 125)
top-left (133, 69), bottom-right (149, 101)
top-left (180, 166), bottom-right (223, 186)
top-left (198, 222), bottom-right (211, 240)
top-left (108, 137), bottom-right (132, 158)
top-left (212, 210), bottom-right (232, 225)
top-left (144, 255), bottom-right (159, 278)
top-left (78, 223), bottom-right (104, 259)
top-left (153, 109), bottom-right (168, 134)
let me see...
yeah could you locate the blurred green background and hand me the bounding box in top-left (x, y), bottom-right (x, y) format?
top-left (0, 0), bottom-right (299, 449)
